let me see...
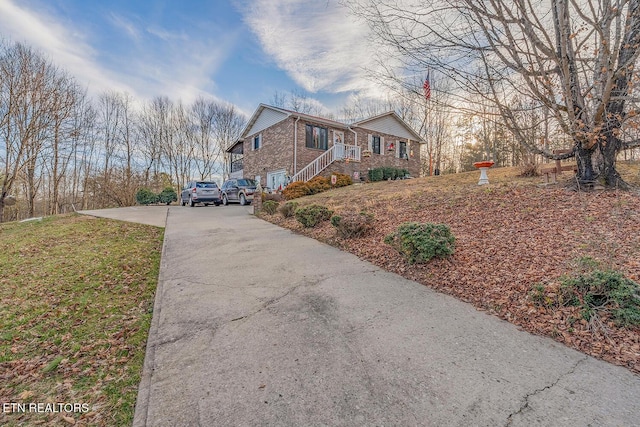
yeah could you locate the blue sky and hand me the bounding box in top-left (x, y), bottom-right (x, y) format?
top-left (0, 0), bottom-right (394, 116)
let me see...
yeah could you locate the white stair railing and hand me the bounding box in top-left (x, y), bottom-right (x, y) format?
top-left (291, 143), bottom-right (361, 182)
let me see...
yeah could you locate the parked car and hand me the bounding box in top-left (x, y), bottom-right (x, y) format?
top-left (220, 178), bottom-right (257, 206)
top-left (180, 181), bottom-right (221, 207)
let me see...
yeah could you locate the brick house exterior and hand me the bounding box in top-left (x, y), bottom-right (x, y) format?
top-left (226, 104), bottom-right (423, 190)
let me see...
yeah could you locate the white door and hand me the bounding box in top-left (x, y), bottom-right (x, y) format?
top-left (267, 170), bottom-right (287, 191)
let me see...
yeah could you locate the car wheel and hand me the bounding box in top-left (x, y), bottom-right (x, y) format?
top-left (181, 198), bottom-right (186, 206)
top-left (214, 202), bottom-right (221, 206)
top-left (204, 203), bottom-right (209, 206)
top-left (222, 195), bottom-right (228, 206)
top-left (190, 197), bottom-right (195, 207)
top-left (239, 193), bottom-right (246, 206)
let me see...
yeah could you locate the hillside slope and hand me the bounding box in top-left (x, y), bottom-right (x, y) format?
top-left (264, 163), bottom-right (640, 373)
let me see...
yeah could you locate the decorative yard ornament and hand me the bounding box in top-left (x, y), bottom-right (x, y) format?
top-left (473, 161), bottom-right (495, 185)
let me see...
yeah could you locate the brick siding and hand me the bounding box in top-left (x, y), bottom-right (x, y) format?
top-left (240, 117), bottom-right (422, 185)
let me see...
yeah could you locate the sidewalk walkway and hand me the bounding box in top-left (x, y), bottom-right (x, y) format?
top-left (124, 205), bottom-right (639, 426)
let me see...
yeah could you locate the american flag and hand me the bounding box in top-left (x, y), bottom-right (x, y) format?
top-left (423, 72), bottom-right (431, 100)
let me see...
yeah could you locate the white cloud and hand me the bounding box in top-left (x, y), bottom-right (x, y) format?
top-left (0, 0), bottom-right (132, 95)
top-left (241, 0), bottom-right (395, 99)
top-left (0, 0), bottom-right (235, 105)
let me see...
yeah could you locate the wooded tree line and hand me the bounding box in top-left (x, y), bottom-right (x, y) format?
top-left (346, 0), bottom-right (640, 189)
top-left (0, 41), bottom-right (245, 222)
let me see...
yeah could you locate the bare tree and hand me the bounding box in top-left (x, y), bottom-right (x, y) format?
top-left (0, 42), bottom-right (64, 221)
top-left (346, 0), bottom-right (640, 188)
top-left (211, 102), bottom-right (245, 180)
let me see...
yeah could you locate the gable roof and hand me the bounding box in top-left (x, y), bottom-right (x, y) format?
top-left (238, 104), bottom-right (424, 143)
top-left (241, 104), bottom-right (290, 139)
top-left (351, 111), bottom-right (424, 142)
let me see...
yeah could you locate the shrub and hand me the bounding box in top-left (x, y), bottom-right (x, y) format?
top-left (157, 187), bottom-right (178, 205)
top-left (295, 204), bottom-right (333, 228)
top-left (333, 173), bottom-right (353, 187)
top-left (136, 188), bottom-right (158, 205)
top-left (384, 222), bottom-right (455, 264)
top-left (279, 201), bottom-right (299, 218)
top-left (559, 270), bottom-right (640, 327)
top-left (368, 168), bottom-right (384, 182)
top-left (368, 167), bottom-right (408, 182)
top-left (262, 200), bottom-right (279, 215)
top-left (382, 167), bottom-right (397, 180)
top-left (331, 211), bottom-right (374, 238)
top-left (307, 176), bottom-right (331, 194)
top-left (283, 182), bottom-right (311, 200)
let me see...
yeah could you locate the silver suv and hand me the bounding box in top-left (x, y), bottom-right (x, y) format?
top-left (180, 181), bottom-right (221, 207)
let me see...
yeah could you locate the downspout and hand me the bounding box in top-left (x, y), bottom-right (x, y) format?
top-left (294, 116), bottom-right (301, 175)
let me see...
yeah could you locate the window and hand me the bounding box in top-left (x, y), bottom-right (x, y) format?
top-left (253, 134), bottom-right (261, 150)
top-left (305, 124), bottom-right (328, 150)
top-left (372, 136), bottom-right (381, 154)
top-left (399, 141), bottom-right (408, 159)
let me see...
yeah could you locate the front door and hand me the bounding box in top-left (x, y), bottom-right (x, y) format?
top-left (267, 170), bottom-right (287, 191)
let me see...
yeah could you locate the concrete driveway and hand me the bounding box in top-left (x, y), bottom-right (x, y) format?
top-left (79, 206), bottom-right (170, 228)
top-left (83, 205), bottom-right (640, 426)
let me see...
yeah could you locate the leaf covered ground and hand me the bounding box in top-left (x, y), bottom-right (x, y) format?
top-left (263, 163), bottom-right (640, 374)
top-left (0, 214), bottom-right (163, 426)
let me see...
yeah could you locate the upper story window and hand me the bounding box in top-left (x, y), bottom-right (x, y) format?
top-left (253, 134), bottom-right (262, 150)
top-left (305, 124), bottom-right (328, 150)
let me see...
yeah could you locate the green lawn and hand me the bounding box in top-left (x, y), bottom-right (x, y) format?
top-left (0, 214), bottom-right (163, 426)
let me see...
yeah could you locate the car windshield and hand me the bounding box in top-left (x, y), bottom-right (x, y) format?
top-left (196, 182), bottom-right (217, 188)
top-left (237, 179), bottom-right (255, 187)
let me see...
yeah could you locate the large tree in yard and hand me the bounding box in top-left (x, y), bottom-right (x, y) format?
top-left (346, 0), bottom-right (640, 188)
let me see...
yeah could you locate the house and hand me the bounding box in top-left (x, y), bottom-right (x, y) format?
top-left (225, 104), bottom-right (424, 190)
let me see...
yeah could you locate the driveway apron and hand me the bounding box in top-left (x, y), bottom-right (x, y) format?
top-left (133, 205), bottom-right (640, 426)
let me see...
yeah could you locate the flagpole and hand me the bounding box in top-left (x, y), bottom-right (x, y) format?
top-left (427, 66), bottom-right (432, 176)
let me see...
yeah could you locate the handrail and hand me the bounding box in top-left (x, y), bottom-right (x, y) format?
top-left (291, 143), bottom-right (361, 182)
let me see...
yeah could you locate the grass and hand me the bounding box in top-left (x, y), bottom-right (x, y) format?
top-left (0, 214), bottom-right (163, 426)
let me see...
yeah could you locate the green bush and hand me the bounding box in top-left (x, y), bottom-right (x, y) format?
top-left (384, 222), bottom-right (455, 264)
top-left (136, 188), bottom-right (158, 205)
top-left (157, 187), bottom-right (178, 205)
top-left (283, 182), bottom-right (311, 200)
top-left (331, 212), bottom-right (374, 238)
top-left (368, 168), bottom-right (384, 182)
top-left (279, 201), bottom-right (299, 218)
top-left (368, 167), bottom-right (408, 182)
top-left (295, 204), bottom-right (333, 228)
top-left (262, 200), bottom-right (279, 215)
top-left (382, 167), bottom-right (397, 180)
top-left (559, 270), bottom-right (640, 327)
